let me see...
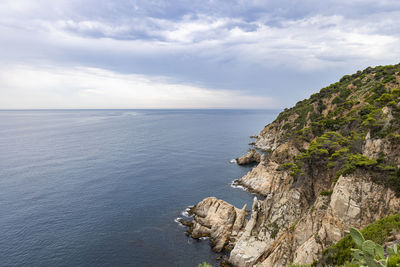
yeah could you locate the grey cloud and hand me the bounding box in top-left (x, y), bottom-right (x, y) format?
top-left (1, 0), bottom-right (400, 108)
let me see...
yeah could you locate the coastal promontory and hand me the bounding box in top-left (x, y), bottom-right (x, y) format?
top-left (183, 63), bottom-right (400, 266)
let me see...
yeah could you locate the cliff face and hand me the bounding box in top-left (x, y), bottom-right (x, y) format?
top-left (185, 63), bottom-right (400, 266)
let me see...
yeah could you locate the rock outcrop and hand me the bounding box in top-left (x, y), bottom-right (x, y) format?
top-left (234, 160), bottom-right (292, 196)
top-left (228, 166), bottom-right (400, 266)
top-left (255, 171), bottom-right (400, 266)
top-left (236, 149), bottom-right (261, 165)
top-left (186, 197), bottom-right (248, 252)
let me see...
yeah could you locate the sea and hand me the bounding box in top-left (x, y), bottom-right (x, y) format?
top-left (0, 109), bottom-right (279, 267)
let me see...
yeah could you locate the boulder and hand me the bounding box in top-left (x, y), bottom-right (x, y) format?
top-left (236, 149), bottom-right (261, 165)
top-left (186, 197), bottom-right (247, 252)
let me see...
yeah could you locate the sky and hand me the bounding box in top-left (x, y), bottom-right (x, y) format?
top-left (1, 0), bottom-right (400, 109)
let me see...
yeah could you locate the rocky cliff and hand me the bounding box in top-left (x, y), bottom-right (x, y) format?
top-left (184, 63), bottom-right (400, 266)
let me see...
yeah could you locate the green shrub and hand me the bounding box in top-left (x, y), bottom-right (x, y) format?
top-left (333, 96), bottom-right (343, 105)
top-left (359, 105), bottom-right (374, 117)
top-left (319, 190), bottom-right (333, 196)
top-left (319, 212), bottom-right (400, 266)
top-left (388, 253), bottom-right (400, 267)
top-left (280, 163), bottom-right (296, 170)
top-left (268, 222), bottom-right (279, 239)
top-left (382, 75), bottom-right (396, 83)
top-left (373, 82), bottom-right (387, 96)
top-left (339, 88), bottom-right (352, 99)
top-left (392, 88), bottom-right (400, 97)
top-left (377, 93), bottom-right (395, 104)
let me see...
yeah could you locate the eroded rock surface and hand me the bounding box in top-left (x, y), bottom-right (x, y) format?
top-left (228, 169), bottom-right (400, 267)
top-left (186, 197), bottom-right (247, 252)
top-left (234, 161), bottom-right (292, 196)
top-left (236, 149), bottom-right (261, 165)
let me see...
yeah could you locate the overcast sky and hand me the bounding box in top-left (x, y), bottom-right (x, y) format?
top-left (1, 0), bottom-right (400, 109)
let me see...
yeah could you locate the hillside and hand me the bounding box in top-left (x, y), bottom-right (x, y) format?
top-left (253, 63), bottom-right (400, 195)
top-left (183, 63), bottom-right (400, 267)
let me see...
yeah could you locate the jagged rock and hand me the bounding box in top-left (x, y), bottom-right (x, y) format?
top-left (261, 172), bottom-right (400, 266)
top-left (364, 131), bottom-right (384, 159)
top-left (255, 123), bottom-right (287, 151)
top-left (232, 204), bottom-right (247, 236)
top-left (228, 155), bottom-right (400, 266)
top-left (227, 160), bottom-right (400, 266)
top-left (236, 149), bottom-right (261, 165)
top-left (235, 161), bottom-right (292, 196)
top-left (229, 197), bottom-right (268, 267)
top-left (186, 197), bottom-right (247, 252)
top-left (270, 142), bottom-right (300, 163)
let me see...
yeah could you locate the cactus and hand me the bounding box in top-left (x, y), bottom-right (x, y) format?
top-left (387, 244), bottom-right (399, 256)
top-left (349, 227), bottom-right (400, 267)
top-left (350, 227), bottom-right (365, 248)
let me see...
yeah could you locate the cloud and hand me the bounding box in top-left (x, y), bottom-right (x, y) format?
top-left (3, 6), bottom-right (399, 70)
top-left (0, 64), bottom-right (275, 109)
top-left (0, 0), bottom-right (400, 108)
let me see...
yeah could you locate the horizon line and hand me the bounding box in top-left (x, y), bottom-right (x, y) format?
top-left (0, 108), bottom-right (282, 111)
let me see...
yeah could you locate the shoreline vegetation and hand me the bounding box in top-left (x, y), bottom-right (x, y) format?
top-left (179, 63), bottom-right (400, 266)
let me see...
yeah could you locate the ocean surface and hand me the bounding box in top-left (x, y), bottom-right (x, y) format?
top-left (0, 109), bottom-right (279, 267)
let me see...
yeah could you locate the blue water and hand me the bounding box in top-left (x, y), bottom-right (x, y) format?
top-left (0, 109), bottom-right (278, 267)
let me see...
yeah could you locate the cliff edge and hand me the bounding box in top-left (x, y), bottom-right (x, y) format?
top-left (185, 63), bottom-right (400, 266)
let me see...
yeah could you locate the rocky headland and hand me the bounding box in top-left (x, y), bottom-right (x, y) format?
top-left (182, 63), bottom-right (400, 266)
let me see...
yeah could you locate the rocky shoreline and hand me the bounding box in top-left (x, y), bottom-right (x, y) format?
top-left (180, 64), bottom-right (400, 266)
top-left (182, 134), bottom-right (400, 266)
top-left (235, 149), bottom-right (261, 166)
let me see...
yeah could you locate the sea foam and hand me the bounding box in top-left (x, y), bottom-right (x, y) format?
top-left (181, 206), bottom-right (194, 218)
top-left (174, 217), bottom-right (186, 227)
top-left (230, 180), bottom-right (246, 191)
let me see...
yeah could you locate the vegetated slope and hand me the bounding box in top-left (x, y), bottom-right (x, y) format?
top-left (256, 63), bottom-right (400, 195)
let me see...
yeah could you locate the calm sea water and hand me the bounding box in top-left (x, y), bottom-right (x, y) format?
top-left (0, 109), bottom-right (278, 267)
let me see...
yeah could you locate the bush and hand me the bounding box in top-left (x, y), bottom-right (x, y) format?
top-left (332, 96), bottom-right (343, 105)
top-left (388, 253), bottom-right (400, 267)
top-left (377, 93), bottom-right (394, 104)
top-left (319, 190), bottom-right (333, 196)
top-left (320, 212), bottom-right (400, 266)
top-left (383, 75), bottom-right (396, 83)
top-left (373, 82), bottom-right (387, 96)
top-left (392, 88), bottom-right (400, 97)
